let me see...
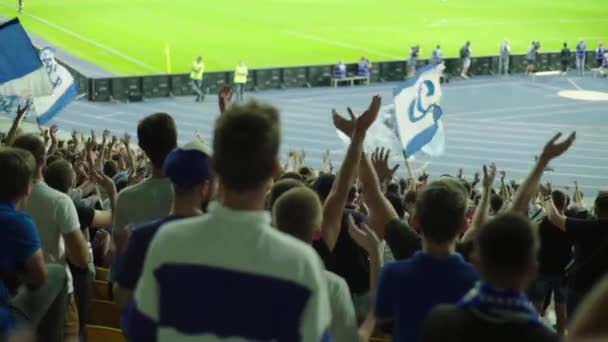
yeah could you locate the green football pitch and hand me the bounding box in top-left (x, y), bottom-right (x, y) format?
top-left (1, 0), bottom-right (606, 75)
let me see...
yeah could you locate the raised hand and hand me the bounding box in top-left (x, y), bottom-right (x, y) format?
top-left (218, 85), bottom-right (233, 113)
top-left (49, 125), bottom-right (58, 142)
top-left (482, 163), bottom-right (497, 189)
top-left (371, 147), bottom-right (400, 184)
top-left (457, 168), bottom-right (463, 179)
top-left (102, 129), bottom-right (110, 143)
top-left (332, 95), bottom-right (382, 137)
top-left (540, 132), bottom-right (576, 162)
top-left (90, 130), bottom-right (97, 145)
top-left (499, 170), bottom-right (506, 183)
top-left (472, 171), bottom-right (481, 185)
top-left (121, 133), bottom-right (131, 146)
top-left (16, 100), bottom-right (31, 120)
top-left (346, 215), bottom-right (381, 255)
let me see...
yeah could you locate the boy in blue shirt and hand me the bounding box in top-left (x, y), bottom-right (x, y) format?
top-left (375, 178), bottom-right (479, 342)
top-left (0, 147), bottom-right (67, 342)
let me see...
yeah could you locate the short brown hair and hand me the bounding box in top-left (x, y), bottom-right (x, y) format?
top-left (44, 159), bottom-right (76, 194)
top-left (213, 101), bottom-right (280, 192)
top-left (269, 178), bottom-right (305, 209)
top-left (0, 147), bottom-right (36, 202)
top-left (137, 113), bottom-right (177, 169)
top-left (477, 212), bottom-right (539, 283)
top-left (273, 187), bottom-right (322, 242)
top-left (416, 178), bottom-right (468, 243)
top-left (12, 134), bottom-right (46, 166)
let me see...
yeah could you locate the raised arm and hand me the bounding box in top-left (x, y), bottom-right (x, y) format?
top-left (46, 125), bottom-right (59, 157)
top-left (358, 148), bottom-right (399, 239)
top-left (322, 96), bottom-right (381, 251)
top-left (347, 217), bottom-right (382, 341)
top-left (6, 101), bottom-right (30, 146)
top-left (462, 163), bottom-right (496, 242)
top-left (510, 132), bottom-right (576, 214)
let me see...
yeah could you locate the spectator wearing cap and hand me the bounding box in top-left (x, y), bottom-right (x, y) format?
top-left (127, 101), bottom-right (332, 341)
top-left (13, 134), bottom-right (89, 340)
top-left (545, 190), bottom-right (608, 315)
top-left (0, 147), bottom-right (67, 342)
top-left (111, 113), bottom-right (177, 263)
top-left (422, 213), bottom-right (558, 342)
top-left (114, 139), bottom-right (213, 315)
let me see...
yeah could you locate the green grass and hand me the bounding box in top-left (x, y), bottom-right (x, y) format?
top-left (1, 0), bottom-right (606, 75)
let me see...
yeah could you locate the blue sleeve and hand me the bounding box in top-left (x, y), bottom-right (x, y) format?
top-left (12, 216), bottom-right (41, 262)
top-left (125, 301), bottom-right (157, 342)
top-left (115, 229), bottom-right (150, 291)
top-left (374, 265), bottom-right (395, 320)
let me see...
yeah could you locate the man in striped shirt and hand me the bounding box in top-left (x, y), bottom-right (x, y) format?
top-left (127, 101), bottom-right (332, 341)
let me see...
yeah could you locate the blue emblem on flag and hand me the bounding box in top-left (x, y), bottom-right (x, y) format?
top-left (393, 63), bottom-right (445, 157)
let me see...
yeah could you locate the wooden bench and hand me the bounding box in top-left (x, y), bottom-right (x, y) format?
top-left (86, 325), bottom-right (125, 342)
top-left (531, 70), bottom-right (562, 81)
top-left (89, 299), bottom-right (121, 328)
top-left (330, 75), bottom-right (370, 87)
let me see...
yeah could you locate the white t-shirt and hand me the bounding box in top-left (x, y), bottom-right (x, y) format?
top-left (129, 202), bottom-right (332, 341)
top-left (24, 180), bottom-right (80, 293)
top-left (324, 270), bottom-right (358, 342)
top-left (112, 177), bottom-right (173, 234)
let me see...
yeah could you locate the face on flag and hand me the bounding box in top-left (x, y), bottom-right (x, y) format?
top-left (0, 18), bottom-right (78, 124)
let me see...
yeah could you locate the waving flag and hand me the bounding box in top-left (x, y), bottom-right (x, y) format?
top-left (393, 63), bottom-right (445, 157)
top-left (0, 18), bottom-right (78, 124)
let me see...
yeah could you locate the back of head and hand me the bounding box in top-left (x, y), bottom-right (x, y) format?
top-left (44, 159), bottom-right (75, 194)
top-left (137, 112), bottom-right (177, 169)
top-left (312, 173), bottom-right (335, 203)
top-left (103, 160), bottom-right (119, 178)
top-left (595, 191), bottom-right (608, 218)
top-left (269, 178), bottom-right (305, 209)
top-left (490, 194), bottom-right (504, 214)
top-left (386, 193), bottom-right (405, 219)
top-left (273, 187), bottom-right (322, 243)
top-left (213, 101), bottom-right (280, 192)
top-left (551, 190), bottom-right (567, 213)
top-left (477, 212), bottom-right (539, 286)
top-left (404, 190), bottom-right (417, 206)
top-left (0, 147), bottom-right (36, 202)
top-left (416, 178), bottom-right (467, 243)
top-left (12, 134), bottom-right (46, 167)
top-left (564, 42), bottom-right (568, 47)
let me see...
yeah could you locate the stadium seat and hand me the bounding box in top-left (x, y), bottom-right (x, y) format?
top-left (89, 299), bottom-right (121, 328)
top-left (86, 324), bottom-right (126, 342)
top-left (370, 337), bottom-right (391, 342)
top-left (96, 267), bottom-right (109, 281)
top-left (93, 280), bottom-right (111, 300)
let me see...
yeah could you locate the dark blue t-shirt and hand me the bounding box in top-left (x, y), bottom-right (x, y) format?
top-left (115, 215), bottom-right (184, 291)
top-left (375, 251), bottom-right (478, 342)
top-left (0, 202), bottom-right (41, 333)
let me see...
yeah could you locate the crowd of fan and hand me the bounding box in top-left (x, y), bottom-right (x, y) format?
top-left (1, 89), bottom-right (608, 342)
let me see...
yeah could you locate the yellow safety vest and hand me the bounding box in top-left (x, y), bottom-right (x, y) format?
top-left (234, 65), bottom-right (248, 84)
top-left (190, 61), bottom-right (205, 80)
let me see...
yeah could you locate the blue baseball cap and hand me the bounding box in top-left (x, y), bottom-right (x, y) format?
top-left (162, 139), bottom-right (212, 188)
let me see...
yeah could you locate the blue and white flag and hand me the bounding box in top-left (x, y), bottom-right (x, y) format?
top-left (393, 63), bottom-right (445, 157)
top-left (0, 18), bottom-right (78, 124)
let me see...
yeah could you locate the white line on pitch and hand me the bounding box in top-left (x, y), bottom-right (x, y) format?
top-left (567, 78), bottom-right (583, 90)
top-left (0, 1), bottom-right (162, 73)
top-left (283, 30), bottom-right (403, 60)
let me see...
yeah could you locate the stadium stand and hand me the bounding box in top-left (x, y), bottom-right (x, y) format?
top-left (1, 76), bottom-right (608, 342)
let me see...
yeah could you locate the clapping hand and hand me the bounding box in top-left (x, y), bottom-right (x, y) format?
top-left (346, 215), bottom-right (381, 255)
top-left (332, 95), bottom-right (381, 138)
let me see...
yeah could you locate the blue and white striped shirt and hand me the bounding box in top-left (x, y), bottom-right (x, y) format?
top-left (127, 202), bottom-right (332, 342)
